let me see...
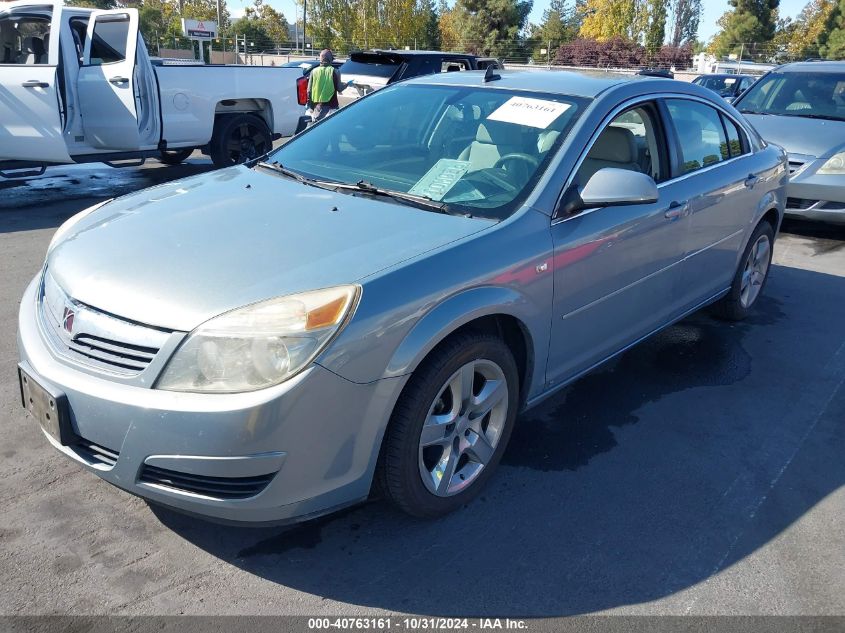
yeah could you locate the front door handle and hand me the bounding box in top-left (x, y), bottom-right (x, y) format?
top-left (744, 174), bottom-right (759, 189)
top-left (664, 201), bottom-right (687, 220)
top-left (109, 76), bottom-right (129, 85)
top-left (21, 80), bottom-right (49, 88)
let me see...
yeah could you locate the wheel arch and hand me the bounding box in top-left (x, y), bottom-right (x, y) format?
top-left (213, 98), bottom-right (274, 132)
top-left (384, 286), bottom-right (541, 410)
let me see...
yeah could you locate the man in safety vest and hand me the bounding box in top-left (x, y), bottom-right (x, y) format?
top-left (306, 49), bottom-right (350, 123)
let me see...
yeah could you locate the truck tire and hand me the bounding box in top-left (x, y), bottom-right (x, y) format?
top-left (209, 113), bottom-right (272, 168)
top-left (158, 148), bottom-right (194, 165)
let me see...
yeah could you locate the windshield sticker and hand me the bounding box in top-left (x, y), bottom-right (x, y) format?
top-left (487, 97), bottom-right (571, 129)
top-left (409, 159), bottom-right (471, 200)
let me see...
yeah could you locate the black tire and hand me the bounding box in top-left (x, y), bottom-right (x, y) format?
top-left (209, 113), bottom-right (272, 168)
top-left (711, 220), bottom-right (775, 321)
top-left (377, 331), bottom-right (519, 518)
top-left (158, 148), bottom-right (194, 165)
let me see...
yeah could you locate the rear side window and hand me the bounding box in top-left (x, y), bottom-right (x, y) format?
top-left (721, 114), bottom-right (747, 158)
top-left (89, 14), bottom-right (129, 65)
top-left (666, 99), bottom-right (728, 174)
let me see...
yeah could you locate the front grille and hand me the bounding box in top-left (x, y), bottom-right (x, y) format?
top-left (74, 439), bottom-right (120, 467)
top-left (39, 271), bottom-right (172, 377)
top-left (138, 465), bottom-right (276, 500)
top-left (786, 197), bottom-right (819, 210)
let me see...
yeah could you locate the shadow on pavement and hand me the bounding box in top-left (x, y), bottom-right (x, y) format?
top-left (152, 265), bottom-right (845, 616)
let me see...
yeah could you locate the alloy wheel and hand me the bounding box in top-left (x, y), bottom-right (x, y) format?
top-left (740, 233), bottom-right (771, 309)
top-left (418, 359), bottom-right (509, 497)
top-left (227, 122), bottom-right (270, 163)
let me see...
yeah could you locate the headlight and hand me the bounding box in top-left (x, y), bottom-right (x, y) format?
top-left (48, 199), bottom-right (112, 253)
top-left (817, 151), bottom-right (845, 175)
top-left (156, 286), bottom-right (359, 393)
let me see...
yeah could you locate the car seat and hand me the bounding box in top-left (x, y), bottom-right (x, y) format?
top-left (18, 36), bottom-right (45, 64)
top-left (576, 126), bottom-right (641, 184)
top-left (458, 121), bottom-right (531, 171)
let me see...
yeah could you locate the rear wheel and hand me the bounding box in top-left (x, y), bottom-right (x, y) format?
top-left (712, 220), bottom-right (775, 320)
top-left (378, 332), bottom-right (519, 518)
top-left (158, 148), bottom-right (193, 165)
top-left (209, 114), bottom-right (272, 168)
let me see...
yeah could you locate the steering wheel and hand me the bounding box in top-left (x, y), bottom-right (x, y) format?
top-left (493, 153), bottom-right (540, 171)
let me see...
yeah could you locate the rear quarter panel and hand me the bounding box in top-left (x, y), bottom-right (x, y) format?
top-left (155, 65), bottom-right (303, 145)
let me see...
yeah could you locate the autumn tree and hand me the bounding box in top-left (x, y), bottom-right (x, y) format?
top-left (579, 0), bottom-right (636, 41)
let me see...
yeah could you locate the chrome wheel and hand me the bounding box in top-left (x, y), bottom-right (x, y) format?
top-left (740, 234), bottom-right (771, 309)
top-left (418, 359), bottom-right (509, 497)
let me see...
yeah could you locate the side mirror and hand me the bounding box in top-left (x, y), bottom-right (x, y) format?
top-left (580, 168), bottom-right (659, 208)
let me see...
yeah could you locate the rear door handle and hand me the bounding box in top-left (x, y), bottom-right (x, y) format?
top-left (109, 76), bottom-right (129, 85)
top-left (744, 174), bottom-right (759, 188)
top-left (664, 201), bottom-right (687, 220)
top-left (21, 80), bottom-right (49, 88)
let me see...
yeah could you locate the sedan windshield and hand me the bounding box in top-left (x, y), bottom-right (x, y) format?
top-left (738, 71), bottom-right (845, 121)
top-left (266, 84), bottom-right (587, 220)
top-left (696, 75), bottom-right (738, 96)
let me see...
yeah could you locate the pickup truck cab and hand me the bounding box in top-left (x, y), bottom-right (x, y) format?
top-left (338, 50), bottom-right (502, 105)
top-left (0, 1), bottom-right (306, 176)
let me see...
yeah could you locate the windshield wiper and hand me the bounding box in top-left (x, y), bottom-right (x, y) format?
top-left (776, 112), bottom-right (845, 122)
top-left (255, 161), bottom-right (338, 191)
top-left (330, 180), bottom-right (450, 213)
top-left (739, 109), bottom-right (768, 115)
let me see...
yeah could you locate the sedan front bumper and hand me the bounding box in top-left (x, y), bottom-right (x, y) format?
top-left (17, 275), bottom-right (402, 524)
top-left (786, 159), bottom-right (845, 224)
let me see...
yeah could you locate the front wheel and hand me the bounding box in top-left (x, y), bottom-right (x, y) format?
top-left (209, 114), bottom-right (272, 168)
top-left (712, 220), bottom-right (775, 320)
top-left (378, 331), bottom-right (519, 518)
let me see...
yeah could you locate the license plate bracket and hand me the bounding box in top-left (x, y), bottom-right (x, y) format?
top-left (18, 365), bottom-right (75, 446)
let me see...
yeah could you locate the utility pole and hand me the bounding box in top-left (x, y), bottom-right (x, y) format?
top-left (216, 0), bottom-right (222, 29)
top-left (737, 43), bottom-right (744, 74)
top-left (547, 39), bottom-right (551, 68)
top-left (303, 0), bottom-right (307, 55)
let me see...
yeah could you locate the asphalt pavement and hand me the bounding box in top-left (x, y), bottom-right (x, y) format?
top-left (0, 156), bottom-right (843, 617)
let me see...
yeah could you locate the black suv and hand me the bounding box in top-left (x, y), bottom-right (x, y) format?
top-left (338, 50), bottom-right (502, 104)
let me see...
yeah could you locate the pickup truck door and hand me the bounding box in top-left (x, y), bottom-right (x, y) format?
top-left (0, 4), bottom-right (71, 163)
top-left (77, 9), bottom-right (140, 150)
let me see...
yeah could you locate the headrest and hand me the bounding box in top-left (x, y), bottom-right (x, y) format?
top-left (43, 32), bottom-right (50, 52)
top-left (24, 36), bottom-right (45, 55)
top-left (590, 126), bottom-right (637, 163)
top-left (476, 120), bottom-right (528, 147)
top-left (538, 130), bottom-right (560, 153)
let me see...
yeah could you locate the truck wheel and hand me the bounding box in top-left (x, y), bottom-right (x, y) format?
top-left (209, 114), bottom-right (272, 168)
top-left (377, 331), bottom-right (519, 518)
top-left (158, 148), bottom-right (194, 165)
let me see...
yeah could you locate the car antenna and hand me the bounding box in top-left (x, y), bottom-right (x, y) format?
top-left (483, 65), bottom-right (501, 83)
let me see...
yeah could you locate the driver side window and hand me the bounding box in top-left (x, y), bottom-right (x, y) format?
top-left (577, 105), bottom-right (664, 186)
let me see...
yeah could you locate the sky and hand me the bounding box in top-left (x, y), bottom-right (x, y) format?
top-left (229, 0), bottom-right (811, 45)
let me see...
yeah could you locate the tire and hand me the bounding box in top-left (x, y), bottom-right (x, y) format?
top-left (711, 220), bottom-right (775, 321)
top-left (209, 113), bottom-right (272, 168)
top-left (158, 148), bottom-right (194, 165)
top-left (378, 331), bottom-right (519, 518)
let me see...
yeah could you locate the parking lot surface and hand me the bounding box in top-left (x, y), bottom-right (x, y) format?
top-left (1, 157), bottom-right (843, 616)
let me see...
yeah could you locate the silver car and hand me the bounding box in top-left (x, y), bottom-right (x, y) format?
top-left (18, 70), bottom-right (787, 523)
top-left (736, 61), bottom-right (845, 224)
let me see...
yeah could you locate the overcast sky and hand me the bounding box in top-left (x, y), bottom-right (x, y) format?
top-left (228, 0), bottom-right (811, 44)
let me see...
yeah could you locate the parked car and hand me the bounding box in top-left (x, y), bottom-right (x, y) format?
top-left (734, 61), bottom-right (845, 224)
top-left (18, 69), bottom-right (786, 524)
top-left (692, 73), bottom-right (756, 102)
top-left (0, 2), bottom-right (306, 176)
top-left (637, 68), bottom-right (674, 79)
top-left (337, 49), bottom-right (502, 105)
top-left (280, 58), bottom-right (343, 75)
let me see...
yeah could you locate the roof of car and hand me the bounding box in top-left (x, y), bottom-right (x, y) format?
top-left (776, 61), bottom-right (845, 73)
top-left (369, 49), bottom-right (480, 58)
top-left (404, 68), bottom-right (669, 99)
top-left (697, 73), bottom-right (755, 79)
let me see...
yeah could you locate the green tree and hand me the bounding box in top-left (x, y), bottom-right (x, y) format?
top-left (710, 0), bottom-right (780, 59)
top-left (645, 0), bottom-right (667, 52)
top-left (668, 0), bottom-right (701, 46)
top-left (450, 0), bottom-right (533, 56)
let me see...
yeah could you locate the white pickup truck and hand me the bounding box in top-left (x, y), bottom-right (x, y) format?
top-left (0, 1), bottom-right (308, 176)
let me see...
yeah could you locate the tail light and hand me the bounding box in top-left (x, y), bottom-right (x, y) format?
top-left (296, 76), bottom-right (308, 106)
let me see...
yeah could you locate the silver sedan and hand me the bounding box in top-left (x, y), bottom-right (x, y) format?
top-left (18, 69), bottom-right (787, 523)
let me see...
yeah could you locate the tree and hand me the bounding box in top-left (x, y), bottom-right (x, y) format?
top-left (668, 0), bottom-right (701, 46)
top-left (644, 0), bottom-right (667, 53)
top-left (710, 0), bottom-right (780, 59)
top-left (438, 0), bottom-right (462, 50)
top-left (450, 0), bottom-right (533, 57)
top-left (579, 0), bottom-right (636, 41)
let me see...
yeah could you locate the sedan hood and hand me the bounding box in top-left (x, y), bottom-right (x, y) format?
top-left (48, 166), bottom-right (492, 331)
top-left (743, 113), bottom-right (845, 159)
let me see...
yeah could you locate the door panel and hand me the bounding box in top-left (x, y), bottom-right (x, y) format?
top-left (0, 5), bottom-right (71, 163)
top-left (77, 9), bottom-right (139, 150)
top-left (547, 181), bottom-right (691, 389)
